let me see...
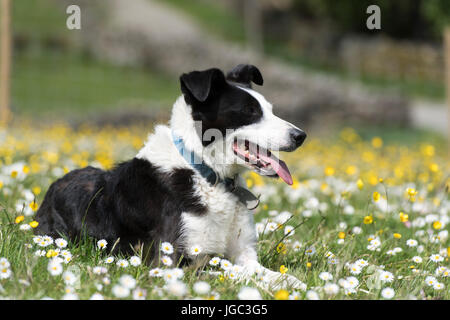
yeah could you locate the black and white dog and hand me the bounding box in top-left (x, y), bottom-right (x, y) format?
top-left (35, 64), bottom-right (306, 288)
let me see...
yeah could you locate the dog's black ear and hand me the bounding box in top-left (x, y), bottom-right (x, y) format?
top-left (180, 68), bottom-right (226, 103)
top-left (226, 64), bottom-right (263, 87)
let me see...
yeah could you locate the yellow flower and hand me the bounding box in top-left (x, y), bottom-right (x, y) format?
top-left (279, 265), bottom-right (288, 274)
top-left (29, 202), bottom-right (38, 211)
top-left (22, 165), bottom-right (30, 174)
top-left (324, 166), bottom-right (335, 176)
top-left (371, 137), bottom-right (383, 148)
top-left (11, 170), bottom-right (18, 178)
top-left (345, 165), bottom-right (357, 176)
top-left (433, 221), bottom-right (442, 230)
top-left (429, 163), bottom-right (439, 173)
top-left (274, 289), bottom-right (289, 300)
top-left (291, 178), bottom-right (300, 189)
top-left (306, 262), bottom-right (312, 268)
top-left (363, 215), bottom-right (374, 224)
top-left (29, 221), bottom-right (39, 228)
top-left (356, 179), bottom-right (364, 190)
top-left (406, 188), bottom-right (418, 197)
top-left (373, 192), bottom-right (380, 202)
top-left (421, 144), bottom-right (435, 157)
top-left (0, 181), bottom-right (3, 189)
top-left (393, 233), bottom-right (402, 239)
top-left (277, 243), bottom-right (287, 255)
top-left (399, 212), bottom-right (408, 222)
top-left (46, 249), bottom-right (58, 258)
top-left (15, 215), bottom-right (25, 224)
top-left (338, 232), bottom-right (346, 239)
top-left (32, 186), bottom-right (41, 195)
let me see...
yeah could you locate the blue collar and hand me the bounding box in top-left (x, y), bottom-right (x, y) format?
top-left (171, 131), bottom-right (235, 189)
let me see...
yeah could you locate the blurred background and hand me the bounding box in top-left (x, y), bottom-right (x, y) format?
top-left (1, 0), bottom-right (449, 145)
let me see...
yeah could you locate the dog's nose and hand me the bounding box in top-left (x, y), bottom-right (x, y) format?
top-left (290, 129), bottom-right (307, 148)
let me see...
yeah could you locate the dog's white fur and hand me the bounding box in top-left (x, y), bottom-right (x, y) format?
top-left (137, 88), bottom-right (305, 290)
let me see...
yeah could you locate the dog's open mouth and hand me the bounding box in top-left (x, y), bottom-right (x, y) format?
top-left (232, 140), bottom-right (293, 185)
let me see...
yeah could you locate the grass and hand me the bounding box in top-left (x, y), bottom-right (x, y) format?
top-left (11, 0), bottom-right (179, 117)
top-left (12, 51), bottom-right (179, 117)
top-left (0, 123), bottom-right (448, 300)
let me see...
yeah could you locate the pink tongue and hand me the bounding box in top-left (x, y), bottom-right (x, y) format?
top-left (258, 152), bottom-right (293, 185)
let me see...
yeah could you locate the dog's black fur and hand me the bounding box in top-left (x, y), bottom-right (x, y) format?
top-left (34, 158), bottom-right (206, 263)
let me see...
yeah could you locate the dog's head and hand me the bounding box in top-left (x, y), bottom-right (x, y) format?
top-left (175, 64), bottom-right (306, 185)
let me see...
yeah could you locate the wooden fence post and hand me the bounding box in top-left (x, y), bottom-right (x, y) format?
top-left (0, 0), bottom-right (11, 126)
top-left (445, 27), bottom-right (450, 150)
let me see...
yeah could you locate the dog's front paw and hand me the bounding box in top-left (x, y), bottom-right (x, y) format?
top-left (259, 269), bottom-right (307, 291)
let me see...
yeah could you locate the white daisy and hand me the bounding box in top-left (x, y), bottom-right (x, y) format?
top-left (97, 239), bottom-right (107, 250)
top-left (190, 245), bottom-right (202, 256)
top-left (0, 267), bottom-right (11, 279)
top-left (319, 272), bottom-right (333, 281)
top-left (161, 255), bottom-right (173, 266)
top-left (433, 282), bottom-right (445, 290)
top-left (160, 242), bottom-right (174, 255)
top-left (149, 268), bottom-right (163, 277)
top-left (19, 224), bottom-right (31, 231)
top-left (62, 271), bottom-right (78, 286)
top-left (116, 259), bottom-right (129, 268)
top-left (129, 256), bottom-right (142, 266)
top-left (89, 293), bottom-right (104, 300)
top-left (289, 291), bottom-right (302, 300)
top-left (406, 239), bottom-right (418, 247)
top-left (429, 254), bottom-right (444, 262)
top-left (164, 280), bottom-right (187, 297)
top-left (305, 246), bottom-right (316, 256)
top-left (412, 256), bottom-right (423, 263)
top-left (104, 256), bottom-right (114, 264)
top-left (355, 259), bottom-right (369, 268)
top-left (119, 274), bottom-right (136, 289)
top-left (47, 260), bottom-right (63, 276)
top-left (209, 257), bottom-right (221, 266)
top-left (55, 238), bottom-right (68, 248)
top-left (425, 276), bottom-right (437, 286)
top-left (306, 290), bottom-right (320, 300)
top-left (323, 283), bottom-right (339, 295)
top-left (92, 266), bottom-right (107, 275)
top-left (284, 225), bottom-right (295, 236)
top-left (237, 287), bottom-right (262, 300)
top-left (346, 277), bottom-right (359, 289)
top-left (62, 293), bottom-right (79, 300)
top-left (193, 281), bottom-right (211, 295)
top-left (220, 259), bottom-right (232, 271)
top-left (292, 241), bottom-right (302, 252)
top-left (112, 284), bottom-right (130, 298)
top-left (132, 288), bottom-right (147, 300)
top-left (349, 264), bottom-right (362, 275)
top-left (379, 271), bottom-right (394, 283)
top-left (0, 258), bottom-right (10, 269)
top-left (381, 287), bottom-right (395, 299)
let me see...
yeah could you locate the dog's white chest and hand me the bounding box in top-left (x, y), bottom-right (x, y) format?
top-left (180, 177), bottom-right (250, 257)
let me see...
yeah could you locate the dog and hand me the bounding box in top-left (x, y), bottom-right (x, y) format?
top-left (34, 64), bottom-right (307, 289)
